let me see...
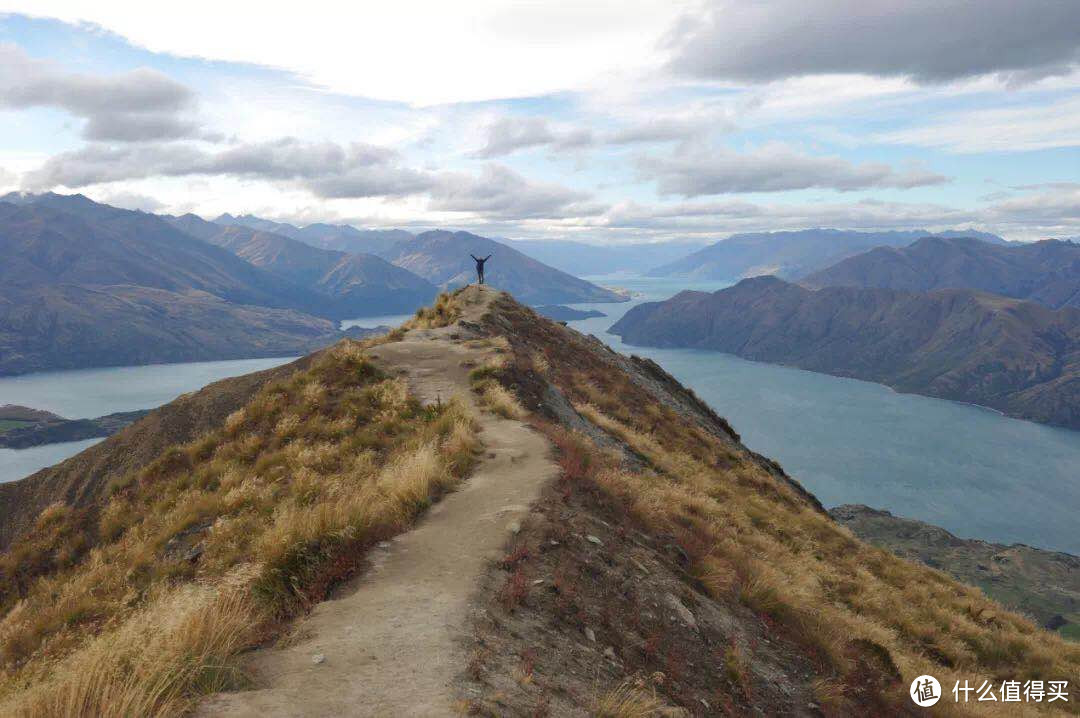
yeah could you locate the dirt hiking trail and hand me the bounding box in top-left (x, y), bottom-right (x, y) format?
top-left (197, 286), bottom-right (559, 717)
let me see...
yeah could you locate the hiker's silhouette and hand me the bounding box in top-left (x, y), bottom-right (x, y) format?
top-left (470, 254), bottom-right (491, 284)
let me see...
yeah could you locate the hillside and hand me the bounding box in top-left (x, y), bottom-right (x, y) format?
top-left (647, 228), bottom-right (1005, 280)
top-left (0, 196), bottom-right (326, 315)
top-left (0, 410), bottom-right (147, 449)
top-left (611, 276), bottom-right (1080, 429)
top-left (382, 230), bottom-right (628, 304)
top-left (0, 284), bottom-right (349, 376)
top-left (0, 195), bottom-right (398, 374)
top-left (804, 236), bottom-right (1080, 309)
top-left (168, 214), bottom-right (437, 318)
top-left (832, 505), bottom-right (1080, 640)
top-left (1, 286), bottom-right (1075, 716)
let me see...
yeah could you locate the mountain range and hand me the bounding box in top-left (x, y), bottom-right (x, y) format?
top-left (215, 213), bottom-right (411, 256)
top-left (611, 275), bottom-right (1080, 429)
top-left (803, 235), bottom-right (1080, 309)
top-left (166, 213), bottom-right (437, 317)
top-left (2, 286), bottom-right (1072, 715)
top-left (0, 197), bottom-right (355, 375)
top-left (646, 228), bottom-right (1006, 280)
top-left (0, 193), bottom-right (624, 374)
top-left (380, 230), bottom-right (626, 304)
top-left (193, 213), bottom-right (626, 305)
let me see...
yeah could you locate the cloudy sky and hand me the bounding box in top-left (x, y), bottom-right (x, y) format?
top-left (1, 1), bottom-right (1078, 243)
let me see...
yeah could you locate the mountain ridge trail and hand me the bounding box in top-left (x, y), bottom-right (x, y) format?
top-left (197, 286), bottom-right (560, 717)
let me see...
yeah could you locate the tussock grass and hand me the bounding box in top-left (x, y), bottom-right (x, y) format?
top-left (478, 295), bottom-right (1080, 712)
top-left (571, 403), bottom-right (1080, 712)
top-left (475, 381), bottom-right (525, 420)
top-left (9, 581), bottom-right (258, 718)
top-left (467, 351), bottom-right (524, 420)
top-left (592, 681), bottom-right (668, 717)
top-left (405, 289), bottom-right (464, 329)
top-left (0, 339), bottom-right (481, 716)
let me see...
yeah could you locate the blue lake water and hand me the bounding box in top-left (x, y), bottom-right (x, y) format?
top-left (570, 275), bottom-right (1080, 555)
top-left (2, 278), bottom-right (1078, 554)
top-left (0, 357), bottom-right (296, 483)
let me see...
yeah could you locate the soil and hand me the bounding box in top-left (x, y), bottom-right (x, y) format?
top-left (197, 286), bottom-right (561, 717)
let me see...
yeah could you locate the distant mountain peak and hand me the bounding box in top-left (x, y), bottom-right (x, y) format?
top-left (804, 234), bottom-right (1080, 309)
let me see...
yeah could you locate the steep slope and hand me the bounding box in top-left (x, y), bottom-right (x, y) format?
top-left (0, 284), bottom-right (344, 376)
top-left (2, 287), bottom-right (1076, 717)
top-left (611, 276), bottom-right (1080, 429)
top-left (0, 197), bottom-right (324, 314)
top-left (383, 230), bottom-right (628, 304)
top-left (167, 215), bottom-right (438, 318)
top-left (647, 228), bottom-right (1006, 280)
top-left (0, 354), bottom-right (318, 550)
top-left (804, 236), bottom-right (1080, 309)
top-left (0, 195), bottom-right (387, 374)
top-left (832, 505), bottom-right (1080, 640)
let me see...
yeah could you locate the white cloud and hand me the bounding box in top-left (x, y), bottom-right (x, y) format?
top-left (91, 188), bottom-right (164, 211)
top-left (430, 164), bottom-right (605, 220)
top-left (470, 117), bottom-right (593, 158)
top-left (666, 0), bottom-right (1080, 84)
top-left (21, 140), bottom-right (604, 222)
top-left (0, 1), bottom-right (684, 105)
top-left (607, 113), bottom-right (728, 144)
top-left (988, 187), bottom-right (1080, 227)
top-left (22, 138), bottom-right (437, 198)
top-left (599, 198), bottom-right (977, 235)
top-left (637, 142), bottom-right (948, 196)
top-left (0, 43), bottom-right (206, 141)
top-left (878, 96), bottom-right (1080, 153)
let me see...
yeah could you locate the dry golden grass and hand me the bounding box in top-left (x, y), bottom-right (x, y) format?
top-left (405, 289), bottom-right (464, 329)
top-left (572, 400), bottom-right (1080, 713)
top-left (475, 296), bottom-right (1080, 713)
top-left (592, 681), bottom-right (668, 718)
top-left (9, 581), bottom-right (258, 718)
top-left (467, 350), bottom-right (524, 420)
top-left (0, 340), bottom-right (481, 716)
top-left (477, 381), bottom-right (525, 420)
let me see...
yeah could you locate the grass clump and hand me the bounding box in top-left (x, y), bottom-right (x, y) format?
top-left (465, 347), bottom-right (524, 420)
top-left (476, 381), bottom-right (525, 420)
top-left (0, 339), bottom-right (481, 716)
top-left (477, 295), bottom-right (1080, 712)
top-left (592, 681), bottom-right (668, 717)
top-left (405, 289), bottom-right (464, 329)
top-left (567, 399), bottom-right (1080, 711)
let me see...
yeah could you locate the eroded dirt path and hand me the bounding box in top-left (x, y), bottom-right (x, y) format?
top-left (197, 287), bottom-right (559, 717)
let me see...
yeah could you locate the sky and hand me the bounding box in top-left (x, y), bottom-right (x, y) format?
top-left (0, 1), bottom-right (1078, 244)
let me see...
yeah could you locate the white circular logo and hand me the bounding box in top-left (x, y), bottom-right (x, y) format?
top-left (910, 675), bottom-right (941, 707)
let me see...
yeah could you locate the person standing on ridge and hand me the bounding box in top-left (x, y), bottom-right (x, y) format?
top-left (470, 254), bottom-right (491, 284)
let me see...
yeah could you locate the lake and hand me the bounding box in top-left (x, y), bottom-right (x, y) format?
top-left (0, 357), bottom-right (296, 483)
top-left (2, 278), bottom-right (1079, 554)
top-left (570, 276), bottom-right (1080, 555)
